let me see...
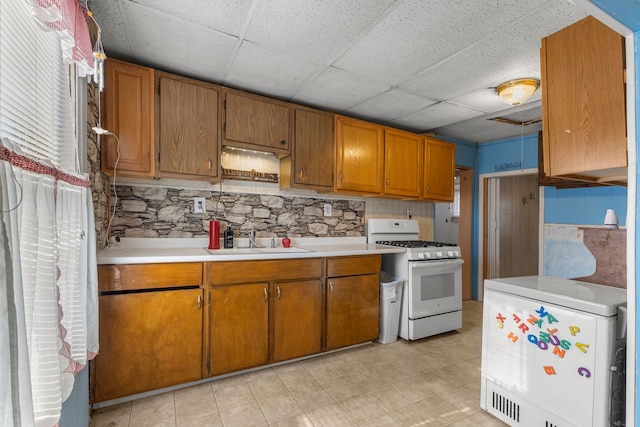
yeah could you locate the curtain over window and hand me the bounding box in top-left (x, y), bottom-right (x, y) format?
top-left (0, 0), bottom-right (98, 426)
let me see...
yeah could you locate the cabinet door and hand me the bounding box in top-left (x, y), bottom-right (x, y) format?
top-left (94, 288), bottom-right (203, 402)
top-left (209, 283), bottom-right (269, 375)
top-left (158, 73), bottom-right (220, 179)
top-left (541, 16), bottom-right (626, 179)
top-left (384, 128), bottom-right (422, 198)
top-left (223, 89), bottom-right (290, 154)
top-left (326, 273), bottom-right (380, 350)
top-left (281, 106), bottom-right (334, 191)
top-left (335, 115), bottom-right (384, 194)
top-left (423, 137), bottom-right (455, 201)
top-left (273, 280), bottom-right (322, 362)
top-left (102, 59), bottom-right (155, 177)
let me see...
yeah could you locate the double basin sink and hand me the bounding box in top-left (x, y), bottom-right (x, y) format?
top-left (204, 246), bottom-right (313, 255)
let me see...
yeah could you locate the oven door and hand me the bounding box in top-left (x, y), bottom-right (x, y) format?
top-left (407, 259), bottom-right (463, 319)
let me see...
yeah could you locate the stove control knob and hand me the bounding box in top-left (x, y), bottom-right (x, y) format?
top-left (417, 252), bottom-right (425, 259)
top-left (447, 251), bottom-right (454, 257)
top-left (436, 251), bottom-right (443, 258)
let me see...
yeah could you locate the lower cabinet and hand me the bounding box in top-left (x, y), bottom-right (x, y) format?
top-left (207, 259), bottom-right (323, 376)
top-left (325, 255), bottom-right (381, 350)
top-left (209, 283), bottom-right (269, 375)
top-left (94, 255), bottom-right (381, 401)
top-left (273, 280), bottom-right (323, 361)
top-left (94, 263), bottom-right (204, 402)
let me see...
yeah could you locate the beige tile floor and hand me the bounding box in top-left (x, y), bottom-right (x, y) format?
top-left (90, 300), bottom-right (508, 426)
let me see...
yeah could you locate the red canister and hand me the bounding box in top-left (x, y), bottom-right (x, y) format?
top-left (209, 220), bottom-right (220, 249)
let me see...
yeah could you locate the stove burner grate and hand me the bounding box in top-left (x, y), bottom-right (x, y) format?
top-left (376, 240), bottom-right (456, 248)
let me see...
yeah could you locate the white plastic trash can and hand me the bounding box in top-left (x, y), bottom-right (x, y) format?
top-left (378, 272), bottom-right (405, 344)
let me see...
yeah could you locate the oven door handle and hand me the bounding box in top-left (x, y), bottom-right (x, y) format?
top-left (409, 258), bottom-right (464, 273)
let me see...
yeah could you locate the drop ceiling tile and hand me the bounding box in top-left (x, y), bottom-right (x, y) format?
top-left (333, 0), bottom-right (550, 86)
top-left (291, 67), bottom-right (390, 112)
top-left (224, 41), bottom-right (324, 98)
top-left (120, 1), bottom-right (238, 83)
top-left (448, 86), bottom-right (542, 113)
top-left (432, 116), bottom-right (542, 143)
top-left (389, 102), bottom-right (484, 132)
top-left (89, 1), bottom-right (132, 58)
top-left (124, 0), bottom-right (255, 37)
top-left (399, 2), bottom-right (587, 101)
top-left (345, 89), bottom-right (438, 121)
top-left (244, 0), bottom-right (397, 65)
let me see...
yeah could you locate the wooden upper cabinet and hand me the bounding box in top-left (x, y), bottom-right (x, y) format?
top-left (102, 59), bottom-right (155, 177)
top-left (541, 16), bottom-right (627, 183)
top-left (280, 105), bottom-right (334, 191)
top-left (383, 128), bottom-right (422, 198)
top-left (156, 72), bottom-right (221, 180)
top-left (223, 88), bottom-right (290, 155)
top-left (423, 137), bottom-right (455, 202)
top-left (335, 115), bottom-right (384, 194)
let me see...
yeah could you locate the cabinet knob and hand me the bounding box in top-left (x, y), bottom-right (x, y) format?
top-left (197, 294), bottom-right (201, 310)
top-left (298, 170), bottom-right (304, 180)
top-left (329, 281), bottom-right (333, 293)
top-left (280, 139), bottom-right (286, 145)
top-left (277, 286), bottom-right (281, 299)
top-left (338, 172), bottom-right (343, 183)
top-left (386, 178), bottom-right (390, 187)
top-left (264, 288), bottom-right (268, 301)
top-left (207, 159), bottom-right (212, 171)
top-left (425, 184), bottom-right (429, 192)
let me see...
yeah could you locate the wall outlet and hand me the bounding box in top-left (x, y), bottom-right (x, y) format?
top-left (323, 203), bottom-right (332, 216)
top-left (406, 210), bottom-right (412, 219)
top-left (194, 197), bottom-right (206, 213)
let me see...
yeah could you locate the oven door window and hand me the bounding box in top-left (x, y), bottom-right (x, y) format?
top-left (420, 273), bottom-right (454, 300)
top-left (408, 260), bottom-right (462, 319)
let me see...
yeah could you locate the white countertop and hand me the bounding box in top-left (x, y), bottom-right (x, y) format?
top-left (97, 237), bottom-right (405, 265)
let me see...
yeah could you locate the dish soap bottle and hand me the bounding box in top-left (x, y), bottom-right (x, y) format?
top-left (282, 235), bottom-right (291, 248)
top-left (224, 228), bottom-right (234, 248)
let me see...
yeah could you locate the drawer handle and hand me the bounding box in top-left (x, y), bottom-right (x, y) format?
top-left (207, 159), bottom-right (212, 171)
top-left (329, 281), bottom-right (333, 293)
top-left (197, 294), bottom-right (201, 310)
top-left (298, 169), bottom-right (304, 180)
top-left (264, 288), bottom-right (268, 301)
top-left (277, 286), bottom-right (281, 299)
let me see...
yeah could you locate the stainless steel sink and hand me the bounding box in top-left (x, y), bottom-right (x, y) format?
top-left (205, 246), bottom-right (313, 255)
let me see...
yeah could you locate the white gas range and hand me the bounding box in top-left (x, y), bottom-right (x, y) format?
top-left (368, 218), bottom-right (464, 340)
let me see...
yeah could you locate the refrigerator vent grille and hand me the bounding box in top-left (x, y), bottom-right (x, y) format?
top-left (491, 391), bottom-right (520, 422)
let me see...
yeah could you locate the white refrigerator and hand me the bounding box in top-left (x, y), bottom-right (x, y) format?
top-left (481, 276), bottom-right (626, 426)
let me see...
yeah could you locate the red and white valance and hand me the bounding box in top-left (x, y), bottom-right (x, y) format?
top-left (28, 0), bottom-right (95, 76)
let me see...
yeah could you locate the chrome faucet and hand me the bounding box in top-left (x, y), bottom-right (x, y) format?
top-left (249, 227), bottom-right (257, 248)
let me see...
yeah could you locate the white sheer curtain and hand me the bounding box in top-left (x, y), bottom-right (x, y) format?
top-left (0, 0), bottom-right (98, 425)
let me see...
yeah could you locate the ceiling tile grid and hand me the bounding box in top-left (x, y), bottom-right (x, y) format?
top-left (89, 0), bottom-right (595, 143)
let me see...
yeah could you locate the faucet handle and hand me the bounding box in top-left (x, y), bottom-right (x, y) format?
top-left (270, 237), bottom-right (275, 248)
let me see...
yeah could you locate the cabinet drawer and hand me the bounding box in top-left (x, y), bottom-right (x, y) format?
top-left (207, 258), bottom-right (322, 285)
top-left (98, 263), bottom-right (203, 292)
top-left (326, 255), bottom-right (381, 277)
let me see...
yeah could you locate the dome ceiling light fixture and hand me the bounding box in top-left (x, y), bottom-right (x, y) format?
top-left (496, 78), bottom-right (540, 106)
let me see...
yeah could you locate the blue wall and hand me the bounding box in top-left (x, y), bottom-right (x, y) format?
top-left (477, 133), bottom-right (538, 174)
top-left (545, 186), bottom-right (627, 225)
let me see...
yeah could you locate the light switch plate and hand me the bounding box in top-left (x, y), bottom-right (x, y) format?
top-left (323, 203), bottom-right (332, 216)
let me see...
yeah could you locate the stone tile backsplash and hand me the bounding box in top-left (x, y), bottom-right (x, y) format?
top-left (110, 185), bottom-right (365, 239)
